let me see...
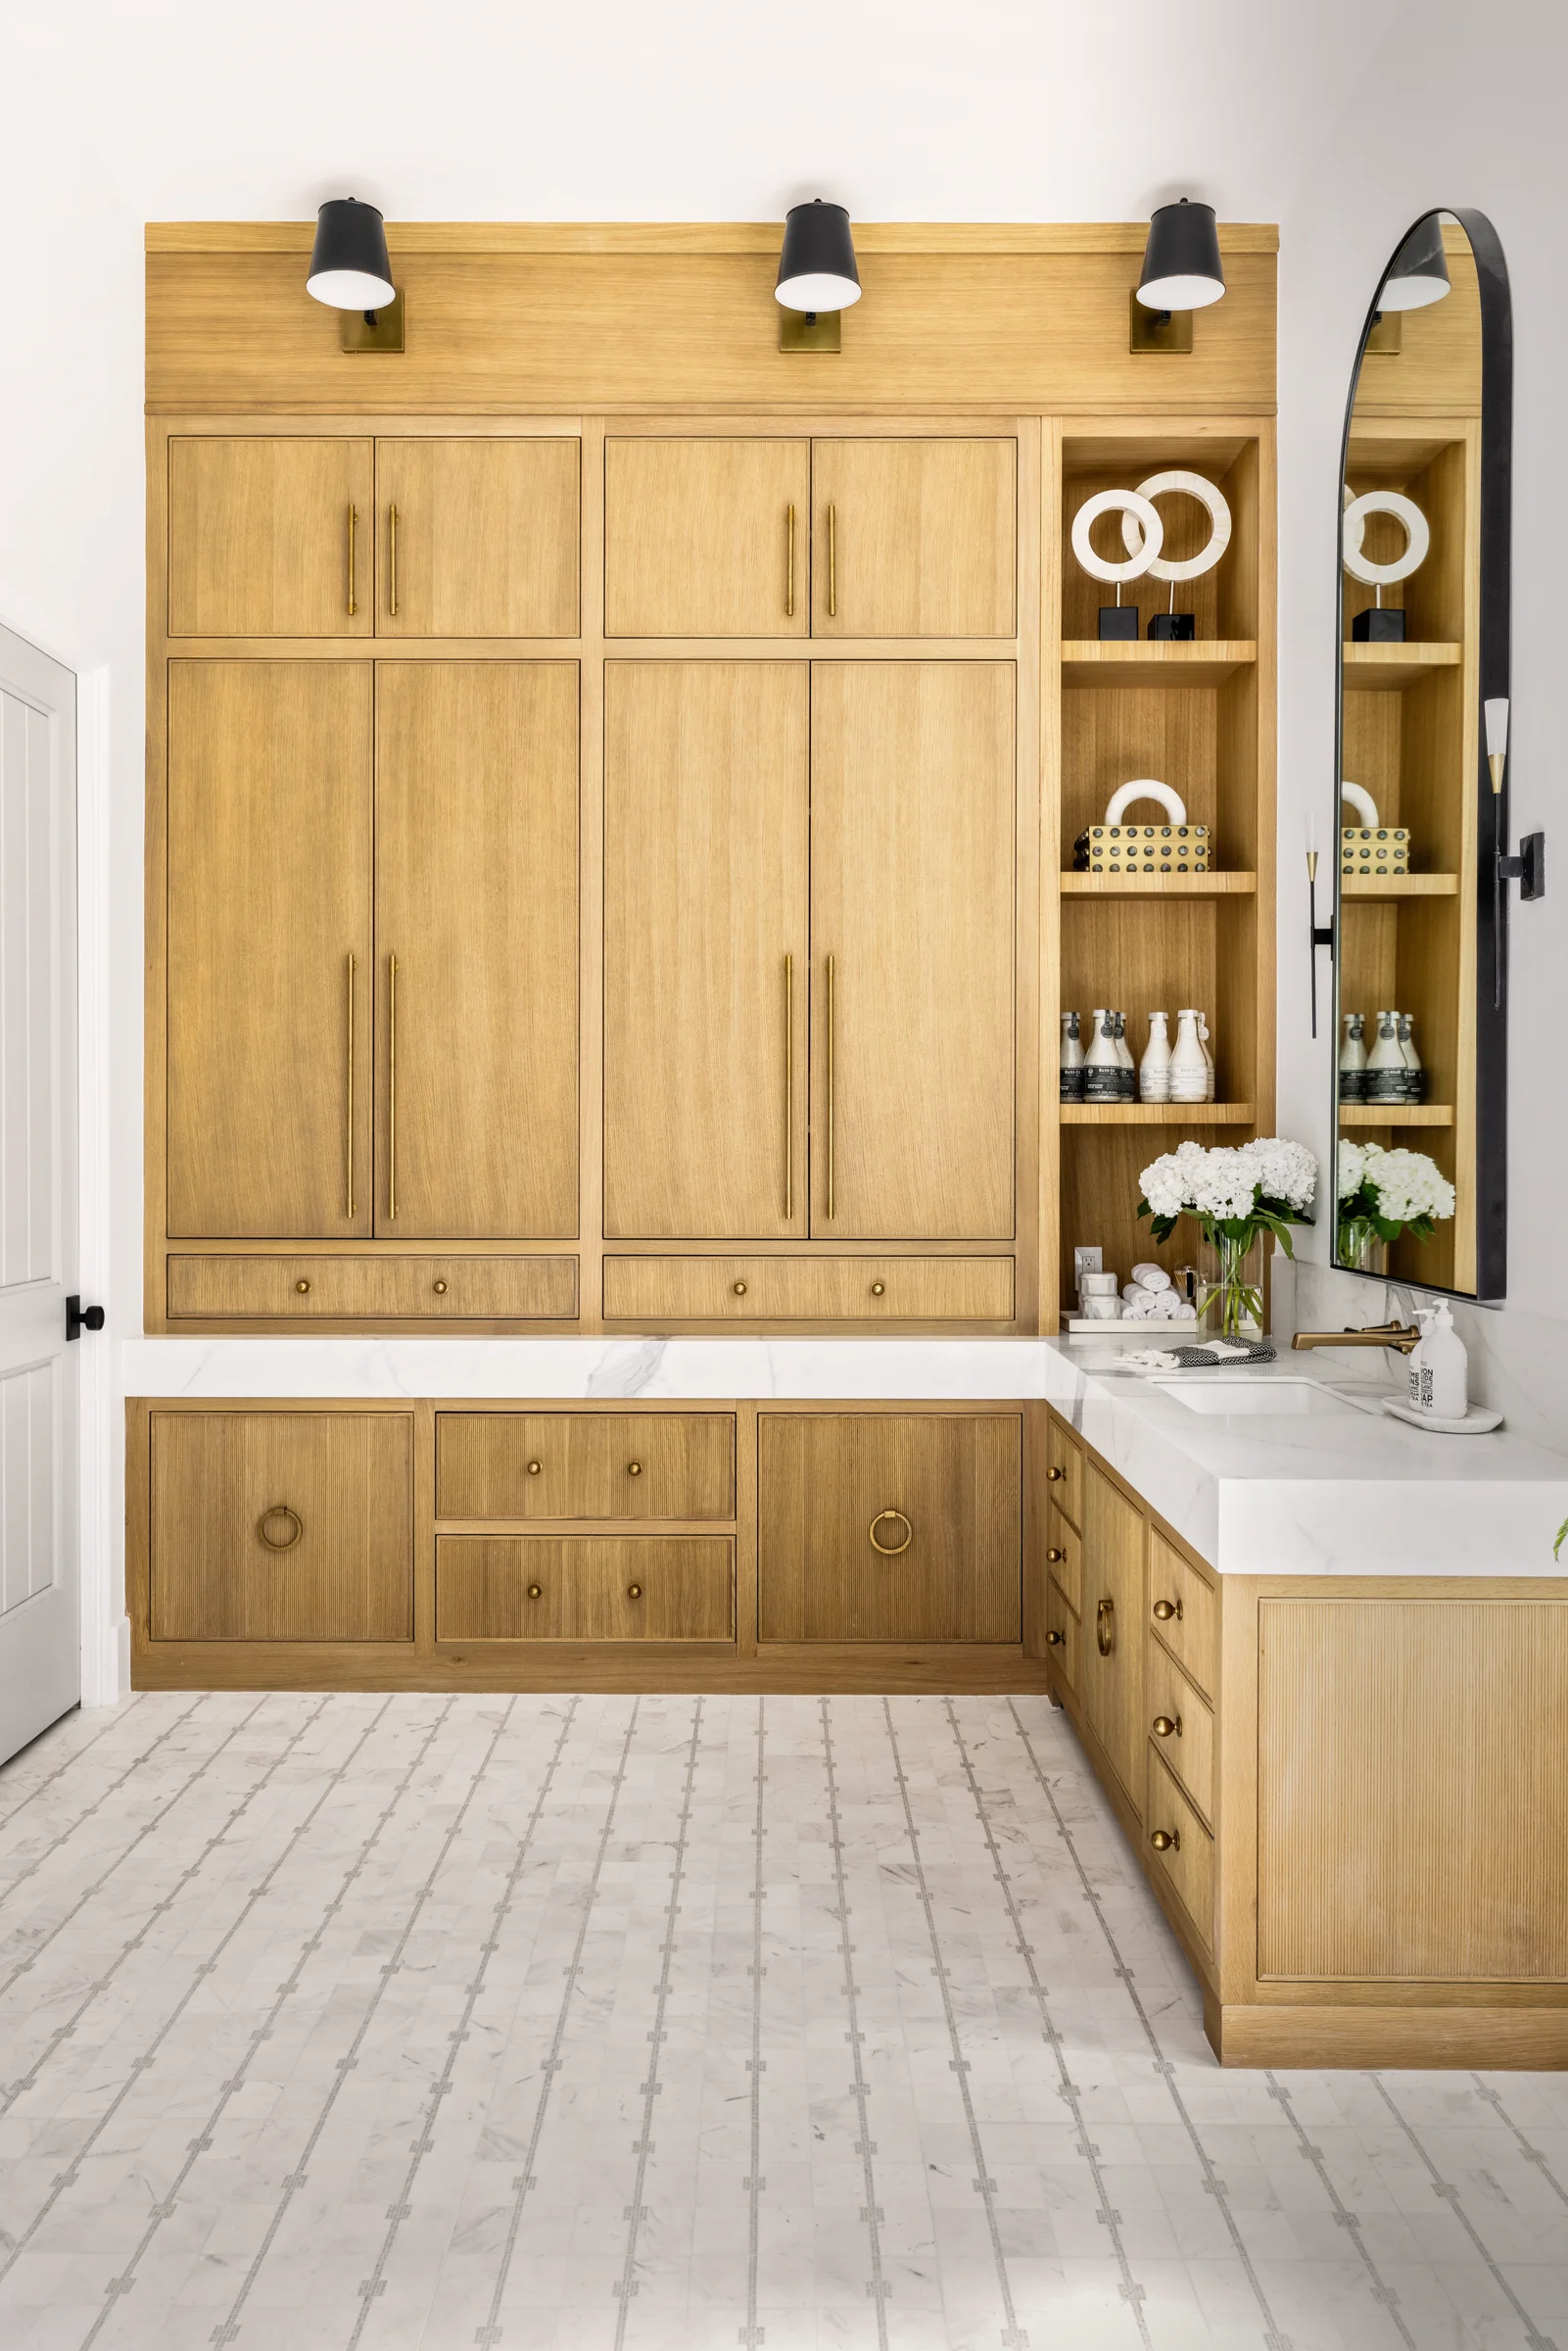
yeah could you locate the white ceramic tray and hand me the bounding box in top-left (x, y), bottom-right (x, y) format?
top-left (1380, 1395), bottom-right (1503, 1435)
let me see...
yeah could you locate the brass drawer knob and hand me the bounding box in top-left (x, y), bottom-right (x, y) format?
top-left (733, 1280), bottom-right (748, 1297)
top-left (259, 1504), bottom-right (303, 1551)
top-left (1150, 1828), bottom-right (1180, 1853)
top-left (1096, 1596), bottom-right (1115, 1655)
top-left (870, 1280), bottom-right (885, 1296)
top-left (628, 1461), bottom-right (642, 1476)
top-left (1046, 1465), bottom-right (1065, 1482)
top-left (294, 1278), bottom-right (310, 1295)
top-left (527, 1460), bottom-right (543, 1476)
top-left (869, 1508), bottom-right (913, 1556)
top-left (527, 1583), bottom-right (543, 1600)
top-left (1046, 1547), bottom-right (1066, 1563)
top-left (1153, 1714), bottom-right (1181, 1739)
top-left (1045, 1628), bottom-right (1064, 1648)
top-left (1153, 1597), bottom-right (1183, 1623)
top-left (433, 1278), bottom-right (448, 1294)
top-left (627, 1582), bottom-right (643, 1600)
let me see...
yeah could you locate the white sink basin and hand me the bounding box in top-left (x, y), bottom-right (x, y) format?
top-left (1152, 1378), bottom-right (1367, 1417)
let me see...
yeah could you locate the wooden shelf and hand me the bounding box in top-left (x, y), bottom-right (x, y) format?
top-left (1339, 1104), bottom-right (1454, 1128)
top-left (1341, 873), bottom-right (1457, 900)
top-left (1342, 643), bottom-right (1462, 691)
top-left (1061, 870), bottom-right (1257, 897)
top-left (1061, 1101), bottom-right (1256, 1127)
top-left (1061, 640), bottom-right (1257, 687)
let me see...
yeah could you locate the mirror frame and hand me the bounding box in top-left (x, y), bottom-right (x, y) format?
top-left (1331, 207), bottom-right (1513, 1301)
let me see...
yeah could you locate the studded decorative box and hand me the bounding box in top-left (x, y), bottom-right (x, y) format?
top-left (1074, 822), bottom-right (1211, 875)
top-left (1340, 827), bottom-right (1410, 877)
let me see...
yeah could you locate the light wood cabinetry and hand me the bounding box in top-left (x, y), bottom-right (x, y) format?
top-left (604, 439), bottom-right (809, 638)
top-left (149, 1411), bottom-right (412, 1641)
top-left (166, 1254), bottom-right (577, 1321)
top-left (437, 1536), bottom-right (735, 1640)
top-left (1147, 1530), bottom-right (1217, 1696)
top-left (167, 436), bottom-right (374, 639)
top-left (1145, 1645), bottom-right (1213, 1824)
top-left (375, 662), bottom-right (578, 1238)
top-left (436, 1411), bottom-right (735, 1519)
top-left (603, 662), bottom-right (809, 1239)
top-left (811, 438), bottom-right (1017, 637)
top-left (373, 439), bottom-right (580, 637)
top-left (601, 1255), bottom-right (1014, 1323)
top-left (758, 1413), bottom-right (1021, 1642)
top-left (1080, 1461), bottom-right (1146, 1805)
top-left (166, 661), bottom-right (373, 1238)
top-left (1144, 1746), bottom-right (1214, 1949)
top-left (1043, 1503), bottom-right (1081, 1613)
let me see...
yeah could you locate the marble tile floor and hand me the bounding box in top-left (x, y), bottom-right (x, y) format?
top-left (0, 1693), bottom-right (1565, 2351)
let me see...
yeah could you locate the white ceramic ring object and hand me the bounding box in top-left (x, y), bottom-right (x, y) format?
top-left (1342, 490), bottom-right (1430, 586)
top-left (1120, 469), bottom-right (1233, 583)
top-left (1105, 779), bottom-right (1189, 827)
top-left (1341, 781), bottom-right (1380, 829)
top-left (1070, 487), bottom-right (1164, 583)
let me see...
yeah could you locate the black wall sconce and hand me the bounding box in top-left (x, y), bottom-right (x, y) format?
top-left (776, 200), bottom-right (860, 354)
top-left (308, 198), bottom-right (404, 353)
top-left (1130, 198), bottom-right (1225, 355)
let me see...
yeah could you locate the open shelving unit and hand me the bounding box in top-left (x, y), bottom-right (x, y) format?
top-left (1049, 424), bottom-right (1276, 1321)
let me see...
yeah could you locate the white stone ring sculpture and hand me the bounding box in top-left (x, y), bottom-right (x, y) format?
top-left (1342, 489), bottom-right (1430, 586)
top-left (1119, 469), bottom-right (1233, 582)
top-left (1341, 782), bottom-right (1381, 829)
top-left (1105, 780), bottom-right (1189, 827)
top-left (1070, 487), bottom-right (1164, 583)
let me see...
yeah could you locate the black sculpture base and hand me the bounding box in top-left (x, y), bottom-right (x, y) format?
top-left (1148, 612), bottom-right (1196, 641)
top-left (1352, 607), bottom-right (1407, 642)
top-left (1098, 605), bottom-right (1139, 641)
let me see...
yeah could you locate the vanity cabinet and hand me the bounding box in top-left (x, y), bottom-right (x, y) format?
top-left (436, 1536), bottom-right (736, 1641)
top-left (436, 1410), bottom-right (736, 1520)
top-left (1080, 1461), bottom-right (1146, 1807)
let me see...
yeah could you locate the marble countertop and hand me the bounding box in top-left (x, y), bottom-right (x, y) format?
top-left (122, 1332), bottom-right (1568, 1579)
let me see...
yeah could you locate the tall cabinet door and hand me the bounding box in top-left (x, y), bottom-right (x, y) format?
top-left (1081, 1463), bottom-right (1146, 1810)
top-left (810, 662), bottom-right (1015, 1238)
top-left (604, 662), bottom-right (809, 1238)
top-left (166, 662), bottom-right (372, 1237)
top-left (167, 438), bottom-right (374, 639)
top-left (373, 440), bottom-right (581, 638)
top-left (375, 662), bottom-right (579, 1239)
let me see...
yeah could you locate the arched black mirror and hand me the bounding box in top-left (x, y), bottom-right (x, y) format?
top-left (1328, 210), bottom-right (1513, 1299)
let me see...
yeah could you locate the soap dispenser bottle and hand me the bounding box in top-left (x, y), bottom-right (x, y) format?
top-left (1084, 1009), bottom-right (1120, 1103)
top-left (1139, 1010), bottom-right (1172, 1104)
top-left (1408, 1300), bottom-right (1468, 1418)
top-left (1339, 1012), bottom-right (1367, 1102)
top-left (1365, 1010), bottom-right (1404, 1105)
top-left (1059, 1011), bottom-right (1085, 1102)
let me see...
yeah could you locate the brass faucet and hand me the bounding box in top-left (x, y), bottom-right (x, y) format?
top-left (1291, 1318), bottom-right (1421, 1355)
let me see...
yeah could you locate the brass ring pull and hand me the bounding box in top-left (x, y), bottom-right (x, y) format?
top-left (627, 1583), bottom-right (643, 1600)
top-left (1153, 1714), bottom-right (1181, 1739)
top-left (259, 1504), bottom-right (303, 1552)
top-left (1096, 1596), bottom-right (1115, 1655)
top-left (433, 1278), bottom-right (448, 1294)
top-left (1150, 1828), bottom-right (1180, 1853)
top-left (869, 1509), bottom-right (913, 1557)
top-left (628, 1461), bottom-right (642, 1477)
top-left (1045, 1628), bottom-right (1064, 1648)
top-left (527, 1583), bottom-right (543, 1600)
top-left (1153, 1597), bottom-right (1183, 1623)
top-left (1046, 1546), bottom-right (1065, 1563)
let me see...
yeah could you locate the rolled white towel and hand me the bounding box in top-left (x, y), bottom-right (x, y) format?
top-left (1130, 1263), bottom-right (1172, 1292)
top-left (1121, 1288), bottom-right (1160, 1319)
top-left (1151, 1290), bottom-right (1195, 1320)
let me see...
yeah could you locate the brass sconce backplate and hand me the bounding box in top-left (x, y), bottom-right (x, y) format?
top-left (341, 290), bottom-right (405, 354)
top-left (1128, 293), bottom-right (1193, 355)
top-left (1363, 309), bottom-right (1403, 354)
top-left (779, 309), bottom-right (841, 355)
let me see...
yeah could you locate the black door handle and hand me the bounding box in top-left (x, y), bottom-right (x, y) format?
top-left (66, 1296), bottom-right (106, 1341)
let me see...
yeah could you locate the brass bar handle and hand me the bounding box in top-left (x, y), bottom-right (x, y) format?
top-left (869, 1509), bottom-right (913, 1557)
top-left (828, 503), bottom-right (837, 617)
top-left (825, 952), bottom-right (835, 1220)
top-left (347, 504), bottom-right (357, 616)
top-left (786, 504), bottom-right (796, 618)
top-left (345, 951), bottom-right (356, 1221)
top-left (387, 952), bottom-right (398, 1221)
top-left (784, 952), bottom-right (794, 1222)
top-left (1096, 1596), bottom-right (1115, 1655)
top-left (388, 504), bottom-right (400, 617)
top-left (259, 1505), bottom-right (302, 1552)
top-left (1153, 1597), bottom-right (1183, 1623)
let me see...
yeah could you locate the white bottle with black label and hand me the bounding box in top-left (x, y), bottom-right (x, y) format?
top-left (1365, 1010), bottom-right (1404, 1106)
top-left (1408, 1300), bottom-right (1468, 1418)
top-left (1083, 1008), bottom-right (1121, 1103)
top-left (1060, 1011), bottom-right (1085, 1102)
top-left (1339, 1012), bottom-right (1367, 1102)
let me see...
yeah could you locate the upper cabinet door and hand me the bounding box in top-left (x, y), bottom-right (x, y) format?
top-left (166, 662), bottom-right (373, 1237)
top-left (603, 661), bottom-right (809, 1238)
top-left (373, 440), bottom-right (581, 638)
top-left (604, 439), bottom-right (811, 638)
top-left (375, 662), bottom-right (579, 1239)
top-left (811, 439), bottom-right (1018, 637)
top-left (167, 437), bottom-right (374, 639)
top-left (811, 662), bottom-right (1015, 1239)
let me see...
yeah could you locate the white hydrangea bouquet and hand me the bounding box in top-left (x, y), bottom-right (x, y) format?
top-left (1336, 1140), bottom-right (1455, 1270)
top-left (1138, 1136), bottom-right (1318, 1338)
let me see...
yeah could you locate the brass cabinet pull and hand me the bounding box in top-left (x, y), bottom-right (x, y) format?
top-left (1096, 1596), bottom-right (1115, 1655)
top-left (627, 1460), bottom-right (642, 1477)
top-left (870, 1280), bottom-right (884, 1297)
top-left (1046, 1546), bottom-right (1066, 1563)
top-left (388, 504), bottom-right (400, 615)
top-left (1045, 1628), bottom-right (1064, 1648)
top-left (825, 952), bottom-right (835, 1219)
top-left (784, 953), bottom-right (794, 1221)
top-left (1046, 1464), bottom-right (1065, 1482)
top-left (295, 1278), bottom-right (311, 1295)
top-left (387, 953), bottom-right (399, 1220)
top-left (785, 504), bottom-right (796, 617)
top-left (733, 1279), bottom-right (748, 1297)
top-left (1150, 1828), bottom-right (1180, 1853)
top-left (869, 1508), bottom-right (913, 1557)
top-left (347, 504), bottom-right (357, 616)
top-left (1153, 1597), bottom-right (1183, 1623)
top-left (627, 1582), bottom-right (643, 1600)
top-left (432, 1278), bottom-right (448, 1294)
top-left (828, 502), bottom-right (837, 617)
top-left (527, 1582), bottom-right (543, 1600)
top-left (527, 1459), bottom-right (543, 1475)
top-left (259, 1504), bottom-right (302, 1552)
top-left (344, 951), bottom-right (356, 1220)
top-left (1153, 1713), bottom-right (1182, 1739)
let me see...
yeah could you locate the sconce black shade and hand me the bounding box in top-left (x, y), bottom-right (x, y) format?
top-left (776, 200), bottom-right (861, 313)
top-left (1380, 215), bottom-right (1450, 311)
top-left (1136, 199), bottom-right (1225, 312)
top-left (307, 198), bottom-right (396, 312)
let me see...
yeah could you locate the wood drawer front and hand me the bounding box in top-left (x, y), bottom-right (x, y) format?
top-left (150, 1412), bottom-right (413, 1642)
top-left (1045, 1580), bottom-right (1078, 1690)
top-left (437, 1537), bottom-right (734, 1642)
top-left (1043, 1504), bottom-right (1081, 1614)
top-left (1042, 1415), bottom-right (1083, 1528)
top-left (1146, 1647), bottom-right (1214, 1826)
top-left (759, 1413), bottom-right (1022, 1643)
top-left (436, 1413), bottom-right (736, 1521)
top-left (1145, 1745), bottom-right (1214, 1950)
top-left (1148, 1531), bottom-right (1217, 1700)
top-left (603, 1256), bottom-right (1014, 1324)
top-left (167, 1254), bottom-right (578, 1322)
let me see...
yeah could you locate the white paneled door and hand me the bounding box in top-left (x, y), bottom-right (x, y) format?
top-left (0, 626), bottom-right (82, 1765)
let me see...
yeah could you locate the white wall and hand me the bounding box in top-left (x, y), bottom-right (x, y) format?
top-left (2, 0), bottom-right (1563, 1687)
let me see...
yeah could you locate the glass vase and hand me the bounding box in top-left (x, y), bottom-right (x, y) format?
top-left (1337, 1222), bottom-right (1388, 1276)
top-left (1197, 1228), bottom-right (1264, 1339)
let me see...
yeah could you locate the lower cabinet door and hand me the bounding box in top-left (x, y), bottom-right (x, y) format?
top-left (758, 1413), bottom-right (1022, 1642)
top-left (1081, 1462), bottom-right (1146, 1806)
top-left (436, 1537), bottom-right (735, 1641)
top-left (150, 1412), bottom-right (413, 1641)
top-left (1145, 1744), bottom-right (1214, 1952)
